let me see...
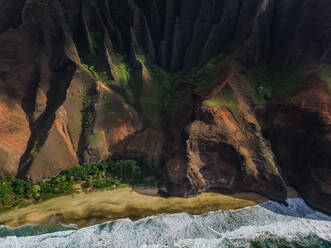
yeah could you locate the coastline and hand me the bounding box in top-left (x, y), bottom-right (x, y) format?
top-left (0, 187), bottom-right (299, 228)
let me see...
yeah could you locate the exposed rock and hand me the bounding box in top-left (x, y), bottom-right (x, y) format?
top-left (130, 1), bottom-right (156, 63)
top-left (239, 0), bottom-right (276, 66)
top-left (200, 0), bottom-right (241, 64)
top-left (81, 1), bottom-right (97, 56)
top-left (82, 81), bottom-right (143, 164)
top-left (240, 0), bottom-right (331, 67)
top-left (0, 23), bottom-right (39, 177)
top-left (164, 72), bottom-right (287, 201)
top-left (157, 0), bottom-right (177, 69)
top-left (184, 0), bottom-right (224, 69)
top-left (0, 99), bottom-right (30, 176)
top-left (112, 128), bottom-right (166, 171)
top-left (257, 80), bottom-right (331, 214)
top-left (26, 106), bottom-right (79, 181)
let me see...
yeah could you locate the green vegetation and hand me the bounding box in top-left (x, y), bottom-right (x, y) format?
top-left (243, 67), bottom-right (307, 103)
top-left (0, 175), bottom-right (74, 209)
top-left (102, 93), bottom-right (112, 114)
top-left (189, 54), bottom-right (230, 90)
top-left (111, 54), bottom-right (133, 89)
top-left (267, 70), bottom-right (306, 101)
top-left (82, 63), bottom-right (109, 84)
top-left (191, 61), bottom-right (219, 88)
top-left (238, 50), bottom-right (319, 103)
top-left (151, 65), bottom-right (179, 119)
top-left (79, 54), bottom-right (131, 94)
top-left (78, 25), bottom-right (110, 86)
top-left (188, 54), bottom-right (242, 124)
top-left (81, 53), bottom-right (180, 128)
top-left (204, 85), bottom-right (239, 119)
top-left (137, 55), bottom-right (179, 128)
top-left (0, 159), bottom-right (156, 210)
top-left (83, 54), bottom-right (136, 103)
top-left (111, 54), bottom-right (139, 107)
top-left (203, 84), bottom-right (246, 135)
top-left (61, 159), bottom-right (155, 188)
top-left (81, 94), bottom-right (97, 133)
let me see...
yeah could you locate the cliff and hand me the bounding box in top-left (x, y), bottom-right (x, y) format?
top-left (0, 0), bottom-right (330, 214)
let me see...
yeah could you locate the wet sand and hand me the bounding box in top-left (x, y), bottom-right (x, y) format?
top-left (0, 187), bottom-right (298, 228)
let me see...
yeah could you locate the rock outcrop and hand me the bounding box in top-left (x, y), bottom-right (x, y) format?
top-left (257, 78), bottom-right (331, 214)
top-left (164, 105), bottom-right (287, 201)
top-left (0, 0), bottom-right (330, 214)
top-left (163, 72), bottom-right (287, 202)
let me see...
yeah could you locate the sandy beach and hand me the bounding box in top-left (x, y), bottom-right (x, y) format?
top-left (0, 187), bottom-right (299, 228)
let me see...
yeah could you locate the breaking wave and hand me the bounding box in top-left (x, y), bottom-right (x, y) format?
top-left (0, 198), bottom-right (330, 247)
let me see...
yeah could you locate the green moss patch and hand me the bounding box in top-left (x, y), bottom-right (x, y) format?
top-left (110, 54), bottom-right (133, 89)
top-left (204, 85), bottom-right (240, 121)
top-left (82, 64), bottom-right (109, 85)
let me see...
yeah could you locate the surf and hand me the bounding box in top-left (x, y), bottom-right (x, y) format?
top-left (0, 198), bottom-right (330, 248)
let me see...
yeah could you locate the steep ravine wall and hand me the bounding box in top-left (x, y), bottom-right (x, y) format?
top-left (0, 0), bottom-right (330, 214)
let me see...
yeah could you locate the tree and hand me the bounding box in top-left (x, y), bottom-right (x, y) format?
top-left (0, 181), bottom-right (13, 206)
top-left (12, 179), bottom-right (26, 197)
top-left (25, 184), bottom-right (34, 199)
top-left (32, 185), bottom-right (41, 199)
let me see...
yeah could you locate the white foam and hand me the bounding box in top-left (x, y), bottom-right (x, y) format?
top-left (0, 198), bottom-right (330, 248)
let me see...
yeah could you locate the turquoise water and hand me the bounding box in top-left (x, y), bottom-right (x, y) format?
top-left (0, 199), bottom-right (330, 247)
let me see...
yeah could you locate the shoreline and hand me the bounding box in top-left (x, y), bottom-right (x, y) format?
top-left (0, 187), bottom-right (299, 228)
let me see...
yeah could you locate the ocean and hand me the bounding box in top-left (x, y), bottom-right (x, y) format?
top-left (0, 198), bottom-right (330, 248)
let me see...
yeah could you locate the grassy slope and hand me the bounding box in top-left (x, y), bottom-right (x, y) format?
top-left (204, 84), bottom-right (240, 120)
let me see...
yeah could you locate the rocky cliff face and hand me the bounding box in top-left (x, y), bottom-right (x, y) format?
top-left (257, 78), bottom-right (331, 214)
top-left (0, 0), bottom-right (330, 214)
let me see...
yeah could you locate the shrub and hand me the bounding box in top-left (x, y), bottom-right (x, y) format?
top-left (0, 159), bottom-right (156, 210)
top-left (81, 94), bottom-right (97, 136)
top-left (0, 180), bottom-right (13, 206)
top-left (32, 185), bottom-right (41, 199)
